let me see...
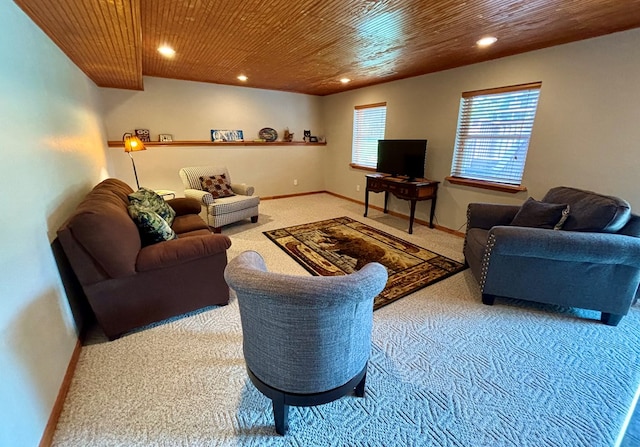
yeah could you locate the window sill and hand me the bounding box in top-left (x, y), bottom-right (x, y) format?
top-left (445, 176), bottom-right (527, 194)
top-left (349, 163), bottom-right (377, 172)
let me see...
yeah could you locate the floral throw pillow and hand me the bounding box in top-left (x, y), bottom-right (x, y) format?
top-left (128, 187), bottom-right (176, 225)
top-left (200, 174), bottom-right (235, 199)
top-left (128, 204), bottom-right (177, 246)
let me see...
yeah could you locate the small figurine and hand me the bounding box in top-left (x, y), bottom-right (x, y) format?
top-left (283, 128), bottom-right (294, 142)
top-left (303, 130), bottom-right (311, 142)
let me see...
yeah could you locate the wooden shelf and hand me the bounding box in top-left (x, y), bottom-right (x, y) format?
top-left (107, 140), bottom-right (326, 148)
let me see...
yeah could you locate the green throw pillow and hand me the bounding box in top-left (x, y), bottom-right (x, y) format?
top-left (128, 187), bottom-right (176, 225)
top-left (128, 205), bottom-right (178, 245)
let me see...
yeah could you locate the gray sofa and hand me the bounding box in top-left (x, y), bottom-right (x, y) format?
top-left (464, 186), bottom-right (640, 326)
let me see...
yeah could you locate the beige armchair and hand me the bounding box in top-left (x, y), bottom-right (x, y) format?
top-left (179, 166), bottom-right (260, 233)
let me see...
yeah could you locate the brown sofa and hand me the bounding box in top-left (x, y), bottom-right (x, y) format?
top-left (57, 178), bottom-right (231, 340)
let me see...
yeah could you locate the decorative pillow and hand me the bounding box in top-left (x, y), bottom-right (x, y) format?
top-left (200, 174), bottom-right (235, 199)
top-left (510, 198), bottom-right (571, 230)
top-left (128, 187), bottom-right (176, 225)
top-left (128, 204), bottom-right (177, 245)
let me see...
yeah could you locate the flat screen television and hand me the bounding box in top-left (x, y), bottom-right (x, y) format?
top-left (376, 139), bottom-right (428, 181)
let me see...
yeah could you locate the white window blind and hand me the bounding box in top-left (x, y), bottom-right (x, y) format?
top-left (352, 102), bottom-right (387, 168)
top-left (451, 83), bottom-right (541, 185)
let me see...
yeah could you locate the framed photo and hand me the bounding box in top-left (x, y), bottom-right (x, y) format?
top-left (309, 136), bottom-right (319, 143)
top-left (159, 134), bottom-right (173, 142)
top-left (135, 128), bottom-right (151, 142)
top-left (211, 129), bottom-right (244, 142)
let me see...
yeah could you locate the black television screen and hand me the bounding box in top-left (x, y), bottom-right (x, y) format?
top-left (376, 139), bottom-right (428, 180)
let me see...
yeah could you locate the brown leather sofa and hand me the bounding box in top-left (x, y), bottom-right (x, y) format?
top-left (57, 178), bottom-right (231, 340)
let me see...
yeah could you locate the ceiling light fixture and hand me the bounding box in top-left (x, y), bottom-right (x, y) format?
top-left (237, 75), bottom-right (248, 82)
top-left (157, 45), bottom-right (176, 57)
top-left (476, 36), bottom-right (497, 47)
top-left (340, 78), bottom-right (351, 84)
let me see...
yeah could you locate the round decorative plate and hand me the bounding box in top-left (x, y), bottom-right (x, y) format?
top-left (259, 127), bottom-right (278, 142)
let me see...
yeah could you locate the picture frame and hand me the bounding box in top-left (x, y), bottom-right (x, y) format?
top-left (211, 129), bottom-right (244, 142)
top-left (135, 128), bottom-right (151, 142)
top-left (159, 134), bottom-right (173, 142)
top-left (309, 136), bottom-right (319, 143)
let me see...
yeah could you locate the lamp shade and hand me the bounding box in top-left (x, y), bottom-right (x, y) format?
top-left (124, 135), bottom-right (146, 152)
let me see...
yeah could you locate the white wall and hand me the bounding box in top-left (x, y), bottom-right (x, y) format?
top-left (0, 3), bottom-right (108, 446)
top-left (322, 29), bottom-right (640, 231)
top-left (101, 77), bottom-right (326, 197)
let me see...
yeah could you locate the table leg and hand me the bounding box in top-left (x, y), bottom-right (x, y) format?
top-left (383, 191), bottom-right (389, 214)
top-left (429, 196), bottom-right (437, 228)
top-left (364, 189), bottom-right (369, 217)
top-left (408, 200), bottom-right (417, 234)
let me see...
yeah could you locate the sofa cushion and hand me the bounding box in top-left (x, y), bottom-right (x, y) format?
top-left (172, 214), bottom-right (210, 234)
top-left (128, 205), bottom-right (178, 245)
top-left (200, 174), bottom-right (235, 199)
top-left (510, 198), bottom-right (570, 230)
top-left (542, 186), bottom-right (631, 232)
top-left (128, 188), bottom-right (176, 225)
top-left (166, 197), bottom-right (202, 216)
top-left (208, 194), bottom-right (261, 215)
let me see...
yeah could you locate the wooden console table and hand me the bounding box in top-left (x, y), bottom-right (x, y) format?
top-left (364, 174), bottom-right (439, 234)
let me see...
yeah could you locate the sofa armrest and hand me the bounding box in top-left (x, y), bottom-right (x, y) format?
top-left (136, 234), bottom-right (231, 272)
top-left (184, 188), bottom-right (215, 205)
top-left (488, 226), bottom-right (640, 266)
top-left (166, 197), bottom-right (202, 216)
top-left (231, 183), bottom-right (254, 196)
top-left (467, 203), bottom-right (520, 230)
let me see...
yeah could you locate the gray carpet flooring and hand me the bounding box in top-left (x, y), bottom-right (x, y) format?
top-left (53, 193), bottom-right (640, 446)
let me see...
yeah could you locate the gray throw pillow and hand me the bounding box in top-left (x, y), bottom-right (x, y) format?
top-left (510, 197), bottom-right (570, 230)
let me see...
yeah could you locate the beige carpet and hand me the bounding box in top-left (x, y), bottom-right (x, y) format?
top-left (52, 193), bottom-right (640, 446)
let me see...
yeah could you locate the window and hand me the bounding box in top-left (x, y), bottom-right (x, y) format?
top-left (449, 82), bottom-right (541, 189)
top-left (351, 102), bottom-right (387, 169)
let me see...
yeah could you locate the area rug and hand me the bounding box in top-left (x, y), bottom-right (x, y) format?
top-left (263, 216), bottom-right (466, 310)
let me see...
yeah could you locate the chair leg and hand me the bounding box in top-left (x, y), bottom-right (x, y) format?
top-left (272, 394), bottom-right (289, 435)
top-left (212, 226), bottom-right (222, 233)
top-left (251, 215), bottom-right (258, 223)
top-left (354, 371), bottom-right (366, 397)
top-left (482, 294), bottom-right (495, 305)
top-left (601, 312), bottom-right (623, 326)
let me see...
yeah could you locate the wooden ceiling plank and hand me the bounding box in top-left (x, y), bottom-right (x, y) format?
top-left (16, 0), bottom-right (640, 95)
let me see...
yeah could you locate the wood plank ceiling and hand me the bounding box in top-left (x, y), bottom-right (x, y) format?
top-left (14, 0), bottom-right (640, 96)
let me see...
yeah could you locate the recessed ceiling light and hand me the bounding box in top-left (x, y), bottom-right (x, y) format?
top-left (157, 45), bottom-right (176, 57)
top-left (476, 36), bottom-right (497, 47)
top-left (340, 78), bottom-right (351, 84)
top-left (237, 75), bottom-right (248, 82)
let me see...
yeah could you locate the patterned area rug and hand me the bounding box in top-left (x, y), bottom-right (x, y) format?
top-left (263, 216), bottom-right (466, 310)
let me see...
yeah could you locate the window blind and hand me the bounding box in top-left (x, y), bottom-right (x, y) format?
top-left (352, 103), bottom-right (387, 168)
top-left (451, 83), bottom-right (541, 185)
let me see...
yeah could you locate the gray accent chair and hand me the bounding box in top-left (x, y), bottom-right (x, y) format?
top-left (179, 166), bottom-right (260, 233)
top-left (224, 250), bottom-right (388, 435)
top-left (464, 186), bottom-right (640, 326)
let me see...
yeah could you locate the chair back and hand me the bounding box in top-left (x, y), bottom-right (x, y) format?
top-left (224, 250), bottom-right (387, 394)
top-left (179, 166), bottom-right (231, 190)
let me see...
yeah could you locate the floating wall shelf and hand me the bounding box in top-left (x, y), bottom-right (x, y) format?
top-left (107, 140), bottom-right (326, 148)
